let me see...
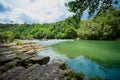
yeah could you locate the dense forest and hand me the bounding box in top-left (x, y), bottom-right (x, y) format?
top-left (0, 7), bottom-right (120, 43)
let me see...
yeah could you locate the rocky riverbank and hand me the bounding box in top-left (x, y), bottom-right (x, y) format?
top-left (0, 41), bottom-right (44, 74)
top-left (0, 41), bottom-right (79, 80)
top-left (0, 41), bottom-right (105, 80)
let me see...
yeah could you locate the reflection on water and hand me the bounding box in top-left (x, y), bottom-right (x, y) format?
top-left (66, 56), bottom-right (120, 80)
top-left (37, 48), bottom-right (68, 63)
top-left (22, 40), bottom-right (120, 80)
top-left (37, 48), bottom-right (120, 80)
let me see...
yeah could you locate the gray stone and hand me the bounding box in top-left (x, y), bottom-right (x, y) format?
top-left (24, 50), bottom-right (35, 55)
top-left (0, 56), bottom-right (15, 66)
top-left (54, 61), bottom-right (66, 70)
top-left (0, 60), bottom-right (66, 80)
top-left (27, 64), bottom-right (40, 71)
top-left (0, 66), bottom-right (7, 74)
top-left (15, 54), bottom-right (34, 67)
top-left (11, 64), bottom-right (40, 80)
top-left (0, 67), bottom-right (25, 80)
top-left (0, 60), bottom-right (19, 74)
top-left (15, 63), bottom-right (64, 80)
top-left (5, 60), bottom-right (19, 68)
top-left (29, 56), bottom-right (50, 65)
top-left (1, 51), bottom-right (12, 55)
top-left (16, 54), bottom-right (32, 60)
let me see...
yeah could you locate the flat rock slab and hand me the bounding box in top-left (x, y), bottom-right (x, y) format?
top-left (24, 50), bottom-right (35, 55)
top-left (0, 67), bottom-right (25, 80)
top-left (0, 63), bottom-right (65, 80)
top-left (16, 54), bottom-right (32, 60)
top-left (0, 56), bottom-right (15, 66)
top-left (29, 56), bottom-right (50, 65)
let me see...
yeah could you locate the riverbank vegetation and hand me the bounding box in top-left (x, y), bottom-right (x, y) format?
top-left (0, 7), bottom-right (120, 43)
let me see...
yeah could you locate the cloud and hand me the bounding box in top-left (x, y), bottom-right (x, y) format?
top-left (0, 2), bottom-right (11, 12)
top-left (0, 0), bottom-right (73, 24)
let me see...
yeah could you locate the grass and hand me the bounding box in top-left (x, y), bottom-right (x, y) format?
top-left (64, 70), bottom-right (84, 80)
top-left (52, 40), bottom-right (120, 67)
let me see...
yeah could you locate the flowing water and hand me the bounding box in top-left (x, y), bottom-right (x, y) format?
top-left (21, 39), bottom-right (120, 80)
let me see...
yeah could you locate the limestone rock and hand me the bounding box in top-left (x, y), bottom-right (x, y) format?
top-left (16, 54), bottom-right (32, 60)
top-left (0, 66), bottom-right (7, 74)
top-left (54, 61), bottom-right (66, 70)
top-left (24, 50), bottom-right (36, 55)
top-left (29, 56), bottom-right (50, 65)
top-left (0, 67), bottom-right (25, 80)
top-left (0, 63), bottom-right (66, 80)
top-left (0, 56), bottom-right (15, 66)
top-left (5, 60), bottom-right (19, 68)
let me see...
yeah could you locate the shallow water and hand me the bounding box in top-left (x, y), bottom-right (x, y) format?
top-left (20, 39), bottom-right (73, 46)
top-left (37, 48), bottom-right (68, 63)
top-left (37, 48), bottom-right (120, 80)
top-left (22, 40), bottom-right (120, 80)
top-left (66, 56), bottom-right (120, 80)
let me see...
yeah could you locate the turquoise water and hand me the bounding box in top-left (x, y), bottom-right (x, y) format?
top-left (21, 40), bottom-right (120, 80)
top-left (37, 48), bottom-right (120, 80)
top-left (66, 56), bottom-right (120, 80)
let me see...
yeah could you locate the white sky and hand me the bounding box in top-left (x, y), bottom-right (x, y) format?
top-left (0, 0), bottom-right (73, 24)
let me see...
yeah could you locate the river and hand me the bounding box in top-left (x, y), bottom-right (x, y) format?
top-left (21, 39), bottom-right (120, 80)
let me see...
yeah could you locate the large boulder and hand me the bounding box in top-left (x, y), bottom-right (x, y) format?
top-left (29, 56), bottom-right (50, 65)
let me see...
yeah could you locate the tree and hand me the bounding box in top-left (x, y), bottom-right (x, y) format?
top-left (94, 8), bottom-right (120, 39)
top-left (65, 0), bottom-right (119, 20)
top-left (0, 31), bottom-right (15, 43)
top-left (65, 27), bottom-right (78, 39)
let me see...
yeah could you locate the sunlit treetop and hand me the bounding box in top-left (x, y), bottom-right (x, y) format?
top-left (65, 0), bottom-right (119, 21)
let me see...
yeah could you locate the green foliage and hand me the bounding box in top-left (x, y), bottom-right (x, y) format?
top-left (65, 27), bottom-right (77, 39)
top-left (65, 71), bottom-right (84, 80)
top-left (16, 41), bottom-right (23, 45)
top-left (76, 8), bottom-right (120, 40)
top-left (77, 19), bottom-right (113, 40)
top-left (94, 8), bottom-right (120, 39)
top-left (0, 8), bottom-right (119, 40)
top-left (0, 31), bottom-right (15, 43)
top-left (65, 0), bottom-right (119, 20)
top-left (89, 77), bottom-right (107, 80)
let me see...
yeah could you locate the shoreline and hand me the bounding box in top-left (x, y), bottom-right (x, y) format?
top-left (0, 41), bottom-right (108, 80)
